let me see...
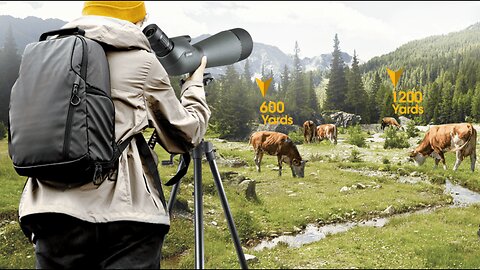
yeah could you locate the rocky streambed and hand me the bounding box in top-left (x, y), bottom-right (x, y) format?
top-left (252, 168), bottom-right (480, 251)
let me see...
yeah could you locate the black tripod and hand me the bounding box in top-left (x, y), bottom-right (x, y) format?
top-left (169, 141), bottom-right (248, 269)
top-left (148, 74), bottom-right (248, 269)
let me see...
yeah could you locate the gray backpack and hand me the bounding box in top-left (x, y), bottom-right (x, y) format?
top-left (8, 28), bottom-right (132, 187)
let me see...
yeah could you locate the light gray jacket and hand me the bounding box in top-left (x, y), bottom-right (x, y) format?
top-left (18, 16), bottom-right (211, 225)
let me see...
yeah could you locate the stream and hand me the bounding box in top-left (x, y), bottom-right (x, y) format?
top-left (253, 173), bottom-right (480, 251)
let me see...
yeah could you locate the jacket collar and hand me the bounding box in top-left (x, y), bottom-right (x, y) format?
top-left (62, 15), bottom-right (151, 52)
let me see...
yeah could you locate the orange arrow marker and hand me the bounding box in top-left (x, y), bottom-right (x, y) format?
top-left (387, 68), bottom-right (403, 89)
top-left (255, 78), bottom-right (272, 98)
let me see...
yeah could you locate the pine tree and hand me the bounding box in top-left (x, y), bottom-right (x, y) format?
top-left (286, 41), bottom-right (308, 124)
top-left (243, 58), bottom-right (252, 82)
top-left (324, 34), bottom-right (348, 111)
top-left (0, 24), bottom-right (21, 125)
top-left (368, 72), bottom-right (382, 123)
top-left (279, 65), bottom-right (289, 100)
top-left (214, 66), bottom-right (252, 139)
top-left (439, 81), bottom-right (454, 123)
top-left (307, 71), bottom-right (319, 117)
top-left (471, 82), bottom-right (480, 121)
top-left (345, 50), bottom-right (368, 121)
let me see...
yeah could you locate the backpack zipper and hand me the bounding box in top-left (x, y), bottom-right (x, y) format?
top-left (63, 75), bottom-right (81, 159)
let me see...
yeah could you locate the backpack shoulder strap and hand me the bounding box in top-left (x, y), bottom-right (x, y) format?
top-left (134, 133), bottom-right (167, 209)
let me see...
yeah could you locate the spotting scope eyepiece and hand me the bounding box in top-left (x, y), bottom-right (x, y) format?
top-left (143, 24), bottom-right (253, 76)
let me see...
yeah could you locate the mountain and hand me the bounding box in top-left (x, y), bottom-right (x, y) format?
top-left (192, 33), bottom-right (353, 80)
top-left (0, 15), bottom-right (66, 54)
top-left (0, 15), bottom-right (353, 80)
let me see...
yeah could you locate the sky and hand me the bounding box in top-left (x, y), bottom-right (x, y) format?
top-left (1, 1), bottom-right (479, 61)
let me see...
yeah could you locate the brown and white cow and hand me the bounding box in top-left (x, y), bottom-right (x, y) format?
top-left (381, 117), bottom-right (402, 130)
top-left (249, 131), bottom-right (307, 177)
top-left (303, 120), bottom-right (316, 144)
top-left (409, 123), bottom-right (477, 172)
top-left (316, 124), bottom-right (337, 145)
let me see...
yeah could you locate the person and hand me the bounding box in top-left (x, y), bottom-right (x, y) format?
top-left (18, 1), bottom-right (211, 268)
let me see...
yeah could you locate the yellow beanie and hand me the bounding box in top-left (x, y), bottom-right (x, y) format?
top-left (82, 1), bottom-right (146, 23)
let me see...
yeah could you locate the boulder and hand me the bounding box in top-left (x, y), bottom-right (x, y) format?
top-left (238, 180), bottom-right (257, 200)
top-left (244, 254), bottom-right (259, 263)
top-left (398, 116), bottom-right (412, 126)
top-left (322, 111), bottom-right (362, 128)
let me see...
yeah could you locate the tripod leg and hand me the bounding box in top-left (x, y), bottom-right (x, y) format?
top-left (204, 142), bottom-right (248, 269)
top-left (192, 144), bottom-right (205, 269)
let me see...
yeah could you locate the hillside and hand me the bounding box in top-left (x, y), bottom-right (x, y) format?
top-left (361, 22), bottom-right (480, 89)
top-left (359, 21), bottom-right (480, 125)
top-left (0, 15), bottom-right (353, 80)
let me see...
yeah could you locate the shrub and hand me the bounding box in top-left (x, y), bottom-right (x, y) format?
top-left (348, 149), bottom-right (362, 163)
top-left (288, 129), bottom-right (304, 145)
top-left (384, 126), bottom-right (410, 149)
top-left (382, 157), bottom-right (390, 164)
top-left (347, 125), bottom-right (367, 148)
top-left (405, 120), bottom-right (419, 138)
top-left (0, 122), bottom-right (6, 140)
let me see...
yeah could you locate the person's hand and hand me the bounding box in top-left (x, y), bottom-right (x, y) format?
top-left (186, 56), bottom-right (207, 82)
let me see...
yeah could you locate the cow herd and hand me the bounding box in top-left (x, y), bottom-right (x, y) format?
top-left (303, 121), bottom-right (338, 145)
top-left (248, 117), bottom-right (478, 178)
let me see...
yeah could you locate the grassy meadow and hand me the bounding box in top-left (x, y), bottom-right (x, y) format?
top-left (1, 125), bottom-right (480, 269)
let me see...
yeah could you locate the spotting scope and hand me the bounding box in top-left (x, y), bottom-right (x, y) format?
top-left (143, 24), bottom-right (253, 76)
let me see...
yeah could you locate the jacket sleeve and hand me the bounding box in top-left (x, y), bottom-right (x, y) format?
top-left (143, 55), bottom-right (211, 154)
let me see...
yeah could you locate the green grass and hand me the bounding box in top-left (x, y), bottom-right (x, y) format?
top-left (249, 205), bottom-right (480, 269)
top-left (0, 222), bottom-right (35, 269)
top-left (0, 141), bottom-right (25, 219)
top-left (1, 128), bottom-right (480, 269)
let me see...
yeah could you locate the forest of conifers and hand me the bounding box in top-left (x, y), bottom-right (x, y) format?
top-left (1, 22), bottom-right (479, 140)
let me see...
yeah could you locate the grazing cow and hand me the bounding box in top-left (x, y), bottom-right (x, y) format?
top-left (409, 123), bottom-right (477, 172)
top-left (316, 124), bottom-right (337, 145)
top-left (249, 131), bottom-right (307, 177)
top-left (303, 120), bottom-right (316, 144)
top-left (381, 117), bottom-right (402, 130)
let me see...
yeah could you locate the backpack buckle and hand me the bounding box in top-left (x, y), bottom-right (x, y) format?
top-left (92, 164), bottom-right (104, 185)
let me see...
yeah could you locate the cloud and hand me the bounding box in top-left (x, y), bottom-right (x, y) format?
top-left (1, 1), bottom-right (478, 61)
top-left (25, 2), bottom-right (43, 9)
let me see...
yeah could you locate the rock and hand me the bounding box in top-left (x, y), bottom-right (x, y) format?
top-left (293, 226), bottom-right (302, 233)
top-left (238, 180), bottom-right (257, 200)
top-left (410, 171), bottom-right (420, 177)
top-left (322, 111), bottom-right (362, 128)
top-left (354, 183), bottom-right (366, 189)
top-left (217, 157), bottom-right (248, 168)
top-left (383, 205), bottom-right (395, 215)
top-left (399, 116), bottom-right (413, 126)
top-left (340, 186), bottom-right (351, 192)
top-left (245, 254), bottom-right (259, 263)
top-left (172, 197), bottom-right (192, 213)
top-left (211, 221), bottom-right (218, 226)
top-left (220, 171), bottom-right (239, 180)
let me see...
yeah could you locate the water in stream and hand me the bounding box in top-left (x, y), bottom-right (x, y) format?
top-left (253, 176), bottom-right (480, 251)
